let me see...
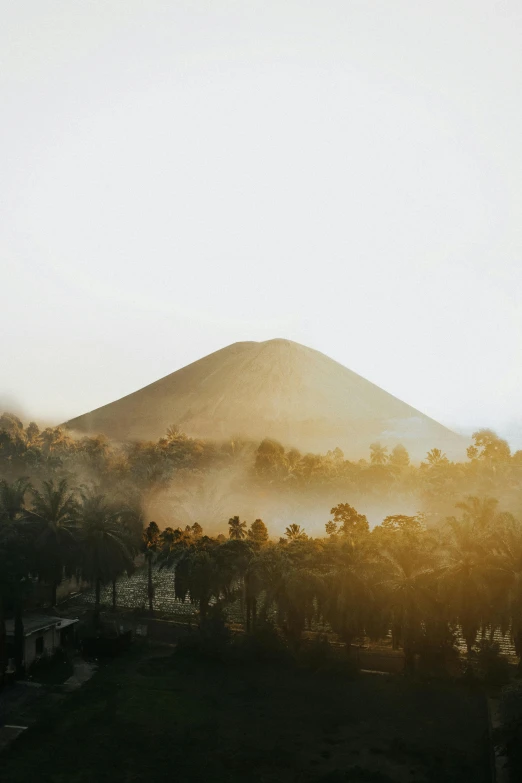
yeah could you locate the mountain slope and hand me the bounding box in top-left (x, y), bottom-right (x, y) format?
top-left (65, 339), bottom-right (467, 459)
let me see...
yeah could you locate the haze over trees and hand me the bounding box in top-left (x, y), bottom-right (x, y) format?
top-left (2, 409), bottom-right (522, 689)
top-left (0, 409), bottom-right (521, 534)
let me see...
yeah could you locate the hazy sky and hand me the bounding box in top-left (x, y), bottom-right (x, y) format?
top-left (2, 1), bottom-right (522, 443)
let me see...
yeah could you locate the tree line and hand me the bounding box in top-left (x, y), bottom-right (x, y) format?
top-left (2, 413), bottom-right (522, 680)
top-left (3, 411), bottom-right (522, 531)
top-left (135, 497), bottom-right (522, 678)
top-left (2, 467), bottom-right (522, 684)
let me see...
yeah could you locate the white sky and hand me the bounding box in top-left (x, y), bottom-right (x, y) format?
top-left (1, 1), bottom-right (522, 444)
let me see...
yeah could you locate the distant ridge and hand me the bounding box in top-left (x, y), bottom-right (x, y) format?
top-left (65, 338), bottom-right (467, 460)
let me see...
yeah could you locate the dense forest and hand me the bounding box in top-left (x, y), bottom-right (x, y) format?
top-left (1, 410), bottom-right (522, 529)
top-left (2, 410), bottom-right (522, 689)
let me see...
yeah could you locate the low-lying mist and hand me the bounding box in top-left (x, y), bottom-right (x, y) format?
top-left (1, 411), bottom-right (521, 537)
top-left (144, 465), bottom-right (421, 537)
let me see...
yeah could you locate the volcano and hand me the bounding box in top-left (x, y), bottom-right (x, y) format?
top-left (65, 339), bottom-right (466, 460)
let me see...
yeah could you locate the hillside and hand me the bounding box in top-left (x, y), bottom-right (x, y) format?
top-left (65, 339), bottom-right (467, 460)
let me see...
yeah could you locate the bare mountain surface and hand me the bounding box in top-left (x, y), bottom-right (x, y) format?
top-left (65, 339), bottom-right (467, 459)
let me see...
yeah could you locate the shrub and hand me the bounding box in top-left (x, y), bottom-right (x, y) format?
top-left (298, 635), bottom-right (359, 678)
top-left (175, 604), bottom-right (231, 661)
top-left (230, 620), bottom-right (292, 665)
top-left (475, 639), bottom-right (511, 686)
top-left (298, 634), bottom-right (333, 671)
top-left (28, 648), bottom-right (74, 684)
top-left (496, 680), bottom-right (522, 779)
top-left (416, 624), bottom-right (460, 679)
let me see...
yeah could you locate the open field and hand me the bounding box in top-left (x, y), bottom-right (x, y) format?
top-left (1, 641), bottom-right (491, 783)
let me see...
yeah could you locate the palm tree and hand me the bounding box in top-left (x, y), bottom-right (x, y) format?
top-left (141, 521), bottom-right (160, 613)
top-left (441, 517), bottom-right (492, 661)
top-left (325, 537), bottom-right (375, 654)
top-left (31, 478), bottom-right (79, 606)
top-left (454, 496), bottom-right (499, 532)
top-left (370, 442), bottom-right (388, 466)
top-left (380, 544), bottom-right (437, 673)
top-left (0, 522), bottom-right (9, 685)
top-left (277, 567), bottom-right (323, 647)
top-left (426, 448), bottom-right (448, 466)
top-left (79, 492), bottom-right (133, 625)
top-left (250, 544), bottom-right (321, 645)
top-left (0, 478), bottom-right (33, 679)
top-left (228, 516), bottom-right (247, 540)
top-left (157, 526), bottom-right (188, 566)
top-left (0, 477), bottom-right (32, 522)
top-left (214, 539), bottom-right (256, 627)
top-left (491, 519), bottom-right (522, 672)
top-left (0, 516), bottom-right (22, 683)
top-left (285, 523), bottom-right (307, 542)
top-left (175, 548), bottom-right (222, 620)
top-left (251, 546), bottom-right (291, 624)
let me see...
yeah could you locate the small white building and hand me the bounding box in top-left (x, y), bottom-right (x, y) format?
top-left (5, 614), bottom-right (79, 670)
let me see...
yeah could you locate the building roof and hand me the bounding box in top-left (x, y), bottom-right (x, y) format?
top-left (5, 614), bottom-right (79, 637)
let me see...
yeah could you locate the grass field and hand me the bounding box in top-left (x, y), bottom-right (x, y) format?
top-left (1, 642), bottom-right (491, 783)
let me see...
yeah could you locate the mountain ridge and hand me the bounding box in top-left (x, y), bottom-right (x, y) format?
top-left (65, 338), bottom-right (467, 460)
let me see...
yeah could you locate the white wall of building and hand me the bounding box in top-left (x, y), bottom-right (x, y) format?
top-left (24, 626), bottom-right (59, 668)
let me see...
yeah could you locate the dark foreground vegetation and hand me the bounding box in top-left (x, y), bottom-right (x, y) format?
top-left (3, 463), bottom-right (522, 683)
top-left (2, 413), bottom-right (522, 779)
top-left (1, 639), bottom-right (491, 783)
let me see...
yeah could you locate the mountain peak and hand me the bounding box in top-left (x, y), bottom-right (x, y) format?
top-left (65, 340), bottom-right (466, 460)
top-left (229, 338), bottom-right (301, 349)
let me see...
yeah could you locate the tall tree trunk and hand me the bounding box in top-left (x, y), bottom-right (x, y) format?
top-left (403, 613), bottom-right (416, 675)
top-left (0, 599), bottom-right (6, 689)
top-left (112, 579), bottom-right (117, 612)
top-left (344, 632), bottom-right (353, 656)
top-left (147, 557), bottom-right (153, 614)
top-left (244, 574), bottom-right (251, 632)
top-left (94, 578), bottom-right (101, 627)
top-left (514, 630), bottom-right (522, 675)
top-left (246, 599), bottom-right (251, 633)
top-left (252, 597), bottom-right (257, 630)
top-left (14, 602), bottom-right (24, 677)
top-left (465, 638), bottom-right (475, 676)
top-left (404, 643), bottom-right (416, 675)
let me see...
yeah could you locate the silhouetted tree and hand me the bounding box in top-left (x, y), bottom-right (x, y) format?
top-left (247, 518), bottom-right (269, 545)
top-left (142, 521), bottom-right (161, 613)
top-left (329, 503), bottom-right (369, 537)
top-left (80, 492), bottom-right (133, 624)
top-left (369, 442), bottom-right (388, 466)
top-left (285, 524), bottom-right (307, 542)
top-left (31, 478), bottom-right (79, 606)
top-left (228, 516), bottom-right (247, 540)
top-left (0, 478), bottom-right (33, 677)
top-left (389, 444), bottom-right (410, 469)
top-left (467, 429), bottom-right (511, 464)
